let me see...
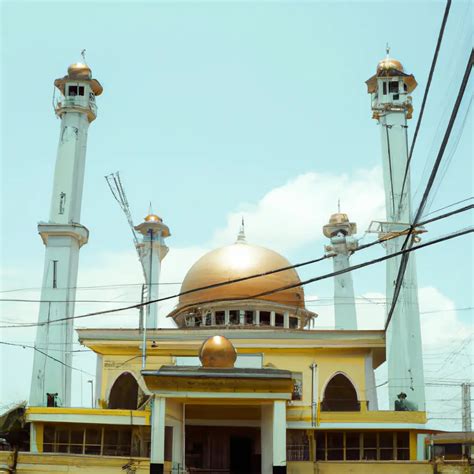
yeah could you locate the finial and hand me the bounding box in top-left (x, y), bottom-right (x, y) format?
top-left (236, 216), bottom-right (246, 243)
top-left (81, 49), bottom-right (87, 64)
top-left (385, 43), bottom-right (390, 57)
top-left (148, 201), bottom-right (152, 215)
top-left (337, 199), bottom-right (341, 213)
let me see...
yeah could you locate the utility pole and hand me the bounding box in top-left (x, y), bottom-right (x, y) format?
top-left (461, 383), bottom-right (472, 432)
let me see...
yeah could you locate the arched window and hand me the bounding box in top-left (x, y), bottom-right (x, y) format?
top-left (108, 372), bottom-right (139, 409)
top-left (322, 373), bottom-right (359, 411)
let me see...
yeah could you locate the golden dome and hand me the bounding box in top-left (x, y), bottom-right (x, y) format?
top-left (178, 241), bottom-right (304, 309)
top-left (144, 213), bottom-right (162, 223)
top-left (199, 335), bottom-right (237, 368)
top-left (67, 63), bottom-right (92, 79)
top-left (377, 57), bottom-right (404, 75)
top-left (328, 212), bottom-right (349, 225)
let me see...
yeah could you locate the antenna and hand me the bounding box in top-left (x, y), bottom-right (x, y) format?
top-left (105, 172), bottom-right (147, 281)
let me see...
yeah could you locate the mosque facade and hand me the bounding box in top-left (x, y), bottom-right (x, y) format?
top-left (0, 54), bottom-right (445, 474)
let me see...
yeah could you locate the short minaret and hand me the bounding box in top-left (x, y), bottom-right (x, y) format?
top-left (366, 50), bottom-right (425, 410)
top-left (323, 212), bottom-right (358, 330)
top-left (30, 60), bottom-right (103, 406)
top-left (134, 213), bottom-right (170, 328)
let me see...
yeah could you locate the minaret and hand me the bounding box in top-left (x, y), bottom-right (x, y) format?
top-left (366, 50), bottom-right (425, 410)
top-left (134, 213), bottom-right (170, 328)
top-left (323, 211), bottom-right (358, 330)
top-left (30, 60), bottom-right (103, 406)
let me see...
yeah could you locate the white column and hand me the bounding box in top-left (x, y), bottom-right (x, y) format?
top-left (261, 401), bottom-right (287, 474)
top-left (30, 64), bottom-right (101, 408)
top-left (273, 400), bottom-right (287, 470)
top-left (364, 351), bottom-right (378, 410)
top-left (332, 248), bottom-right (357, 330)
top-left (379, 112), bottom-right (425, 411)
top-left (30, 423), bottom-right (39, 454)
top-left (150, 396), bottom-right (166, 473)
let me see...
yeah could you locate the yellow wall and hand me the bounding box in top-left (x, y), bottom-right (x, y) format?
top-left (0, 452), bottom-right (175, 474)
top-left (99, 346), bottom-right (371, 409)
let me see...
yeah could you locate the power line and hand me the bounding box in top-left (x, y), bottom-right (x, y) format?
top-left (0, 341), bottom-right (94, 376)
top-left (385, 50), bottom-right (474, 331)
top-left (0, 282), bottom-right (181, 294)
top-left (1, 203), bottom-right (471, 307)
top-left (0, 226), bottom-right (471, 330)
top-left (397, 0), bottom-right (452, 214)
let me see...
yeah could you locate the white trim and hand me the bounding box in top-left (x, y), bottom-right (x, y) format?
top-left (155, 391), bottom-right (291, 400)
top-left (26, 413), bottom-right (148, 426)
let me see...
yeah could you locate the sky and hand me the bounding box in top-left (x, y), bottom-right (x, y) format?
top-left (1, 0), bottom-right (473, 431)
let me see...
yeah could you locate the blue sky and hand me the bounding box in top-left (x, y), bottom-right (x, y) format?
top-left (1, 0), bottom-right (472, 430)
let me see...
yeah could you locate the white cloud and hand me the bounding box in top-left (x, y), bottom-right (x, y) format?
top-left (212, 166), bottom-right (386, 252)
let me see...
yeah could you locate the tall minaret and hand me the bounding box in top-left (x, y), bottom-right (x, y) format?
top-left (30, 61), bottom-right (103, 407)
top-left (366, 50), bottom-right (425, 410)
top-left (134, 213), bottom-right (170, 328)
top-left (323, 212), bottom-right (358, 330)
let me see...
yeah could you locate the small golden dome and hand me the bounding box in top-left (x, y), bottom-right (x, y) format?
top-left (328, 213), bottom-right (349, 225)
top-left (178, 242), bottom-right (305, 309)
top-left (144, 214), bottom-right (162, 223)
top-left (377, 57), bottom-right (404, 75)
top-left (67, 63), bottom-right (92, 79)
top-left (199, 335), bottom-right (237, 368)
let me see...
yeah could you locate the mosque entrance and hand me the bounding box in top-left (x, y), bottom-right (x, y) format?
top-left (185, 426), bottom-right (261, 474)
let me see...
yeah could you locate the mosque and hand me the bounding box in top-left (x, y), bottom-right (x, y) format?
top-left (0, 54), bottom-right (442, 474)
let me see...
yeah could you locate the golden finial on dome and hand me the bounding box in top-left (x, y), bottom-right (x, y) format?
top-left (376, 45), bottom-right (404, 75)
top-left (236, 216), bottom-right (246, 243)
top-left (144, 213), bottom-right (162, 223)
top-left (199, 335), bottom-right (237, 368)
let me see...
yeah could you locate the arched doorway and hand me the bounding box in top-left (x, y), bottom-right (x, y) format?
top-left (322, 373), bottom-right (359, 411)
top-left (108, 372), bottom-right (139, 409)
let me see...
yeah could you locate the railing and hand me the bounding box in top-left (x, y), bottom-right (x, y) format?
top-left (287, 444), bottom-right (310, 461)
top-left (55, 97), bottom-right (97, 117)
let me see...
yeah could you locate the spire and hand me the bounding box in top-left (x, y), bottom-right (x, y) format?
top-left (236, 216), bottom-right (246, 243)
top-left (385, 42), bottom-right (390, 57)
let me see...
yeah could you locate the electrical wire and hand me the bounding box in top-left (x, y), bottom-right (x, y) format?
top-left (0, 226), bottom-right (471, 330)
top-left (397, 0), bottom-right (452, 214)
top-left (0, 341), bottom-right (94, 376)
top-left (1, 203), bottom-right (471, 307)
top-left (385, 50), bottom-right (474, 331)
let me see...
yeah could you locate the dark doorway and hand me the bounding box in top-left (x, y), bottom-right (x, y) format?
top-left (321, 373), bottom-right (360, 411)
top-left (108, 372), bottom-right (138, 409)
top-left (230, 436), bottom-right (252, 474)
top-left (186, 426), bottom-right (261, 473)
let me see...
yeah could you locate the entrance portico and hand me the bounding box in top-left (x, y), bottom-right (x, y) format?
top-left (142, 365), bottom-right (292, 474)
